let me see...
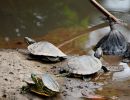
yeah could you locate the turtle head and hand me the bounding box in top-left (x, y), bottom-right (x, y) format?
top-left (31, 73), bottom-right (37, 83)
top-left (24, 37), bottom-right (36, 45)
top-left (31, 73), bottom-right (44, 89)
top-left (94, 47), bottom-right (103, 59)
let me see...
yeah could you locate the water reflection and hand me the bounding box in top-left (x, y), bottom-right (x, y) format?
top-left (103, 0), bottom-right (130, 12)
top-left (113, 62), bottom-right (130, 81)
top-left (86, 27), bottom-right (110, 48)
top-left (0, 0), bottom-right (97, 39)
top-left (5, 37), bottom-right (10, 42)
top-left (0, 0), bottom-right (102, 49)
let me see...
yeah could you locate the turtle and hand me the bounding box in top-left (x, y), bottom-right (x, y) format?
top-left (24, 37), bottom-right (67, 62)
top-left (22, 73), bottom-right (60, 96)
top-left (59, 48), bottom-right (124, 78)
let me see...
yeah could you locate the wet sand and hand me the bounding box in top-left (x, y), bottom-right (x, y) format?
top-left (0, 49), bottom-right (105, 100)
top-left (0, 49), bottom-right (130, 100)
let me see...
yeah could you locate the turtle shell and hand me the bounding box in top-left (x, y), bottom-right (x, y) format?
top-left (42, 74), bottom-right (60, 92)
top-left (28, 41), bottom-right (67, 57)
top-left (65, 55), bottom-right (102, 75)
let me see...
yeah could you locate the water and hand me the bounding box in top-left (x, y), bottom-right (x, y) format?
top-left (103, 0), bottom-right (130, 12)
top-left (113, 62), bottom-right (130, 81)
top-left (0, 0), bottom-right (102, 48)
top-left (0, 0), bottom-right (130, 49)
top-left (87, 27), bottom-right (130, 100)
top-left (0, 0), bottom-right (99, 39)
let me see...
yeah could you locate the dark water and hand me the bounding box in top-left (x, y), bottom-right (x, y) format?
top-left (0, 0), bottom-right (130, 48)
top-left (0, 0), bottom-right (99, 39)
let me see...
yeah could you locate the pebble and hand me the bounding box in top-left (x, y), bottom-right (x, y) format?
top-left (2, 94), bottom-right (7, 98)
top-left (9, 72), bottom-right (14, 74)
top-left (4, 78), bottom-right (8, 81)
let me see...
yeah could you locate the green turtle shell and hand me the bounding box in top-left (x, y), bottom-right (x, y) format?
top-left (42, 74), bottom-right (60, 92)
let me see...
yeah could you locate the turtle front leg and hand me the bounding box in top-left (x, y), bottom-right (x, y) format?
top-left (46, 57), bottom-right (60, 62)
top-left (56, 68), bottom-right (70, 77)
top-left (21, 85), bottom-right (30, 94)
top-left (82, 76), bottom-right (91, 82)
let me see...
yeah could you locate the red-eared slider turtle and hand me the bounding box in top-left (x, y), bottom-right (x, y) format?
top-left (22, 73), bottom-right (60, 96)
top-left (24, 37), bottom-right (67, 62)
top-left (59, 48), bottom-right (124, 77)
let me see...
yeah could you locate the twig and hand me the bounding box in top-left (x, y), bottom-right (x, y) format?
top-left (58, 23), bottom-right (107, 48)
top-left (90, 0), bottom-right (121, 24)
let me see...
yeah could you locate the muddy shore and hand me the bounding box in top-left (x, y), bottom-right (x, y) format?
top-left (0, 49), bottom-right (130, 100)
top-left (0, 49), bottom-right (105, 100)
